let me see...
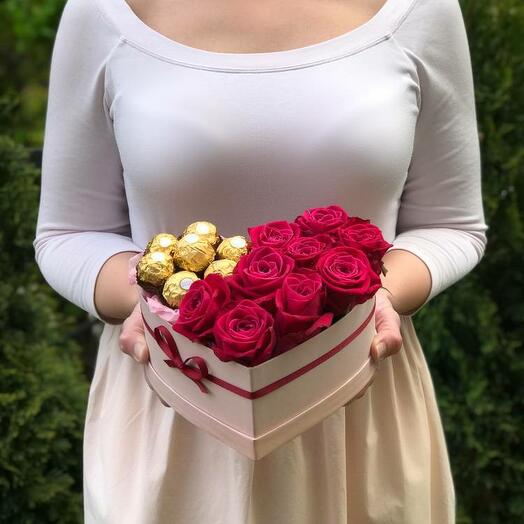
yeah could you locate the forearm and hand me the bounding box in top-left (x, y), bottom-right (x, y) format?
top-left (92, 248), bottom-right (431, 322)
top-left (94, 251), bottom-right (141, 324)
top-left (379, 248), bottom-right (432, 316)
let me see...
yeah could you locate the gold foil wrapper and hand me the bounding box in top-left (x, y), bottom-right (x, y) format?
top-left (203, 259), bottom-right (237, 278)
top-left (162, 270), bottom-right (200, 308)
top-left (136, 251), bottom-right (174, 288)
top-left (145, 233), bottom-right (178, 257)
top-left (183, 221), bottom-right (221, 248)
top-left (216, 235), bottom-right (249, 262)
top-left (174, 233), bottom-right (216, 272)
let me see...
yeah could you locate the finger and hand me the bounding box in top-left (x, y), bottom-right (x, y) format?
top-left (133, 334), bottom-right (149, 364)
top-left (155, 393), bottom-right (170, 408)
top-left (370, 326), bottom-right (403, 362)
top-left (370, 301), bottom-right (402, 362)
top-left (343, 374), bottom-right (376, 407)
top-left (119, 305), bottom-right (149, 363)
top-left (354, 374), bottom-right (376, 399)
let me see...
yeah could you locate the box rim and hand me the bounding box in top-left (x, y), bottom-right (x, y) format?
top-left (144, 354), bottom-right (376, 439)
top-left (140, 287), bottom-right (376, 373)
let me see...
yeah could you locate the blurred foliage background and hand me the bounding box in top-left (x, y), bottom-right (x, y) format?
top-left (0, 0), bottom-right (522, 522)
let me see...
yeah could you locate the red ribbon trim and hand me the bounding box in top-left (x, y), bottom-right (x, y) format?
top-left (147, 324), bottom-right (210, 393)
top-left (141, 300), bottom-right (375, 399)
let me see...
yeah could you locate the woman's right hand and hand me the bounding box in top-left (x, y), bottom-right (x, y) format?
top-left (119, 302), bottom-right (171, 406)
top-left (118, 302), bottom-right (149, 363)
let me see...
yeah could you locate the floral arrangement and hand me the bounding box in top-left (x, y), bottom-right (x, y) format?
top-left (133, 205), bottom-right (392, 367)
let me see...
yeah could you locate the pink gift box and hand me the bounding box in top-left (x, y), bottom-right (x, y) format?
top-left (140, 288), bottom-right (377, 460)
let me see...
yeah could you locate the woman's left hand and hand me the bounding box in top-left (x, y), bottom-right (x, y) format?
top-left (345, 287), bottom-right (403, 404)
top-left (369, 287), bottom-right (403, 362)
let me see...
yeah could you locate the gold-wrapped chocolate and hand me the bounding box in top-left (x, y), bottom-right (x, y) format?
top-left (136, 251), bottom-right (174, 288)
top-left (203, 259), bottom-right (237, 278)
top-left (145, 233), bottom-right (178, 257)
top-left (162, 270), bottom-right (200, 308)
top-left (216, 235), bottom-right (249, 262)
top-left (173, 233), bottom-right (216, 272)
top-left (183, 221), bottom-right (221, 248)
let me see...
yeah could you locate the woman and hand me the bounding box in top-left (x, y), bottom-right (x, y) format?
top-left (33, 0), bottom-right (488, 522)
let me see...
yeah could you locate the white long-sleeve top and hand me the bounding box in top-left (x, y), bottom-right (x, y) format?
top-left (33, 0), bottom-right (488, 321)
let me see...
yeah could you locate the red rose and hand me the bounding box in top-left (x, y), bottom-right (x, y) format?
top-left (277, 268), bottom-right (325, 316)
top-left (173, 273), bottom-right (231, 343)
top-left (294, 205), bottom-right (350, 237)
top-left (212, 299), bottom-right (276, 366)
top-left (315, 246), bottom-right (382, 316)
top-left (337, 221), bottom-right (393, 274)
top-left (228, 246), bottom-right (295, 312)
top-left (248, 220), bottom-right (301, 249)
top-left (274, 269), bottom-right (334, 355)
top-left (345, 217), bottom-right (370, 225)
top-left (285, 234), bottom-right (333, 268)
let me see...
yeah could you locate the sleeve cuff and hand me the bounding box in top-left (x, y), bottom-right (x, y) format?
top-left (387, 227), bottom-right (487, 316)
top-left (87, 235), bottom-right (143, 322)
top-left (34, 231), bottom-right (143, 322)
top-left (387, 234), bottom-right (437, 316)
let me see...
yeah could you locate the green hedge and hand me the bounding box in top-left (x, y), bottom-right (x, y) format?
top-left (0, 0), bottom-right (65, 145)
top-left (416, 1), bottom-right (524, 523)
top-left (0, 135), bottom-right (88, 523)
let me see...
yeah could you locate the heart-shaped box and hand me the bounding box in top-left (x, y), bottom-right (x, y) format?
top-left (140, 289), bottom-right (377, 460)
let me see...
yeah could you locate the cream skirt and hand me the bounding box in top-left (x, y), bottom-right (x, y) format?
top-left (83, 315), bottom-right (455, 523)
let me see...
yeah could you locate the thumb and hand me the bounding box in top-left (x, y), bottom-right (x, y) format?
top-left (119, 303), bottom-right (149, 363)
top-left (370, 337), bottom-right (387, 362)
top-left (370, 328), bottom-right (403, 362)
top-left (131, 304), bottom-right (149, 363)
top-left (133, 335), bottom-right (149, 364)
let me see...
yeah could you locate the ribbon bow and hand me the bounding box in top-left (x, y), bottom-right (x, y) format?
top-left (153, 325), bottom-right (210, 394)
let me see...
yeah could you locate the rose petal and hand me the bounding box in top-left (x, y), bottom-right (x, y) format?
top-left (145, 293), bottom-right (180, 324)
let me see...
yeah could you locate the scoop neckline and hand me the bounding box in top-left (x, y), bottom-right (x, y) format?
top-left (101, 0), bottom-right (407, 72)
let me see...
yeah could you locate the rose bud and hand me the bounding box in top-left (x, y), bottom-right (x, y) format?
top-left (337, 220), bottom-right (393, 275)
top-left (315, 246), bottom-right (382, 316)
top-left (274, 269), bottom-right (334, 355)
top-left (173, 273), bottom-right (231, 344)
top-left (247, 220), bottom-right (301, 249)
top-left (285, 234), bottom-right (333, 268)
top-left (212, 299), bottom-right (277, 367)
top-left (228, 245), bottom-right (295, 313)
top-left (294, 205), bottom-right (350, 237)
